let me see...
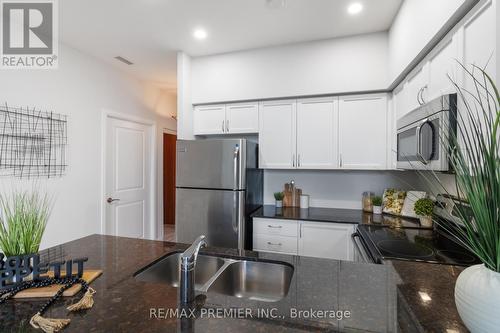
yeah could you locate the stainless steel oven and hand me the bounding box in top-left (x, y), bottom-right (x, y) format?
top-left (396, 94), bottom-right (457, 171)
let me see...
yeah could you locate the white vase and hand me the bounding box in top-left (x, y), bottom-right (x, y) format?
top-left (419, 215), bottom-right (433, 227)
top-left (373, 206), bottom-right (382, 215)
top-left (455, 264), bottom-right (500, 333)
top-left (275, 200), bottom-right (283, 208)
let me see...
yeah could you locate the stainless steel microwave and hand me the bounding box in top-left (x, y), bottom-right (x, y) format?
top-left (396, 94), bottom-right (457, 171)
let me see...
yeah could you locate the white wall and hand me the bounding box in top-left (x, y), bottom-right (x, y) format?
top-left (388, 0), bottom-right (465, 82)
top-left (0, 43), bottom-right (177, 249)
top-left (264, 170), bottom-right (423, 209)
top-left (177, 52), bottom-right (195, 140)
top-left (191, 33), bottom-right (389, 104)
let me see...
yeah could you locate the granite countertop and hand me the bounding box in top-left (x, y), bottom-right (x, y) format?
top-left (253, 205), bottom-right (427, 228)
top-left (388, 260), bottom-right (467, 333)
top-left (1, 235), bottom-right (399, 332)
top-left (0, 235), bottom-right (466, 333)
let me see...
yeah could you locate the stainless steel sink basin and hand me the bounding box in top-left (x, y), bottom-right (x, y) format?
top-left (207, 260), bottom-right (294, 302)
top-left (134, 252), bottom-right (226, 289)
top-left (135, 252), bottom-right (294, 302)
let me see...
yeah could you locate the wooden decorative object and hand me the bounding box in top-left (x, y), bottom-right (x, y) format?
top-left (283, 181), bottom-right (302, 207)
top-left (14, 270), bottom-right (102, 298)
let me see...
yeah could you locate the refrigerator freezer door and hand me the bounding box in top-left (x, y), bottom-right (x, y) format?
top-left (176, 139), bottom-right (246, 190)
top-left (176, 188), bottom-right (245, 249)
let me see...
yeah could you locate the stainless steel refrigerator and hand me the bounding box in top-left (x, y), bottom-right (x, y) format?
top-left (176, 139), bottom-right (263, 250)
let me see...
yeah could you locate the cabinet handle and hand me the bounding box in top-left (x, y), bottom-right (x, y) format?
top-left (267, 242), bottom-right (282, 246)
top-left (267, 225), bottom-right (282, 228)
top-left (298, 154), bottom-right (301, 167)
top-left (420, 85), bottom-right (428, 105)
top-left (417, 88), bottom-right (423, 105)
top-left (226, 119), bottom-right (229, 132)
top-left (299, 223), bottom-right (302, 238)
top-left (340, 154), bottom-right (343, 168)
top-left (292, 154), bottom-right (295, 168)
top-left (222, 120), bottom-right (225, 133)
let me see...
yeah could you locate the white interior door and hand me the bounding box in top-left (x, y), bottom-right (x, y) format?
top-left (105, 117), bottom-right (152, 238)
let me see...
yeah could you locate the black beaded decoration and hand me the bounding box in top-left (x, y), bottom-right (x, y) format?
top-left (0, 277), bottom-right (89, 315)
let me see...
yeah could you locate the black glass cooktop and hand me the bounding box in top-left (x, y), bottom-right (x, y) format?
top-left (357, 224), bottom-right (480, 266)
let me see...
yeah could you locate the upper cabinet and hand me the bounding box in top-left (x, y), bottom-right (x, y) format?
top-left (393, 0), bottom-right (496, 122)
top-left (296, 97), bottom-right (338, 169)
top-left (427, 36), bottom-right (459, 101)
top-left (259, 95), bottom-right (388, 170)
top-left (193, 102), bottom-right (258, 135)
top-left (259, 97), bottom-right (339, 169)
top-left (338, 95), bottom-right (388, 170)
top-left (225, 102), bottom-right (259, 134)
top-left (259, 100), bottom-right (296, 169)
top-left (193, 104), bottom-right (226, 135)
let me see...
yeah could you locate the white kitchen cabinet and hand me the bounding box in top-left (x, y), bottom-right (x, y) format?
top-left (460, 0), bottom-right (496, 88)
top-left (338, 95), bottom-right (388, 170)
top-left (298, 221), bottom-right (355, 261)
top-left (225, 102), bottom-right (259, 134)
top-left (194, 102), bottom-right (258, 135)
top-left (405, 66), bottom-right (429, 112)
top-left (258, 100), bottom-right (296, 169)
top-left (296, 97), bottom-right (339, 169)
top-left (193, 105), bottom-right (226, 135)
top-left (253, 218), bottom-right (298, 255)
top-left (427, 36), bottom-right (459, 101)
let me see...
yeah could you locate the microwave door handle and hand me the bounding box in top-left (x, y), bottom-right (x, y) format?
top-left (416, 119), bottom-right (430, 165)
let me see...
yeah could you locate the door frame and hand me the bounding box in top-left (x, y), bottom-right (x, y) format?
top-left (100, 110), bottom-right (157, 240)
top-left (156, 127), bottom-right (177, 241)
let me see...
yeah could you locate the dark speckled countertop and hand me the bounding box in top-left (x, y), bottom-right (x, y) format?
top-left (0, 235), bottom-right (400, 333)
top-left (0, 234), bottom-right (467, 333)
top-left (253, 205), bottom-right (429, 228)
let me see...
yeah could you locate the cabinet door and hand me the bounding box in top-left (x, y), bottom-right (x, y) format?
top-left (427, 36), bottom-right (459, 101)
top-left (296, 97), bottom-right (338, 169)
top-left (461, 1), bottom-right (496, 90)
top-left (405, 66), bottom-right (428, 112)
top-left (193, 105), bottom-right (226, 135)
top-left (338, 95), bottom-right (388, 170)
top-left (259, 100), bottom-right (296, 169)
top-left (298, 221), bottom-right (355, 261)
top-left (226, 102), bottom-right (259, 134)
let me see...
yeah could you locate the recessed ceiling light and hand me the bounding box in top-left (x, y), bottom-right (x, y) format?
top-left (347, 2), bottom-right (363, 15)
top-left (193, 28), bottom-right (207, 40)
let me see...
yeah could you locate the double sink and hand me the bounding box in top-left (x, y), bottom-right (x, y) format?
top-left (135, 252), bottom-right (294, 302)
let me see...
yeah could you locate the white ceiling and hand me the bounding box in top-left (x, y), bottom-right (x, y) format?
top-left (60, 0), bottom-right (403, 91)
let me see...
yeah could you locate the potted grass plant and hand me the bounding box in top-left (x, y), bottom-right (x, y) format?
top-left (274, 192), bottom-right (284, 208)
top-left (414, 198), bottom-right (434, 227)
top-left (418, 64), bottom-right (500, 332)
top-left (372, 196), bottom-right (383, 215)
top-left (0, 191), bottom-right (52, 262)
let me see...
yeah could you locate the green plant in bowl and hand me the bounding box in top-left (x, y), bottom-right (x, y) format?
top-left (0, 191), bottom-right (52, 257)
top-left (274, 192), bottom-right (284, 201)
top-left (414, 198), bottom-right (434, 217)
top-left (372, 196), bottom-right (383, 206)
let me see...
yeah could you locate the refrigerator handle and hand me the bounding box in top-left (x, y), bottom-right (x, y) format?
top-left (233, 191), bottom-right (245, 250)
top-left (233, 145), bottom-right (240, 190)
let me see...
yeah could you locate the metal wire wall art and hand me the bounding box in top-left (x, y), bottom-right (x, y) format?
top-left (0, 103), bottom-right (67, 179)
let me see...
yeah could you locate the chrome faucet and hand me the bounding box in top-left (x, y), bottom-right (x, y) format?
top-left (180, 235), bottom-right (207, 304)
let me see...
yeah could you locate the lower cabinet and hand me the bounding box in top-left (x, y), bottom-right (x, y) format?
top-left (253, 218), bottom-right (355, 261)
top-left (298, 221), bottom-right (355, 261)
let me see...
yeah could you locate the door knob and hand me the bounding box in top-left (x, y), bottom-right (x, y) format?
top-left (107, 197), bottom-right (120, 203)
